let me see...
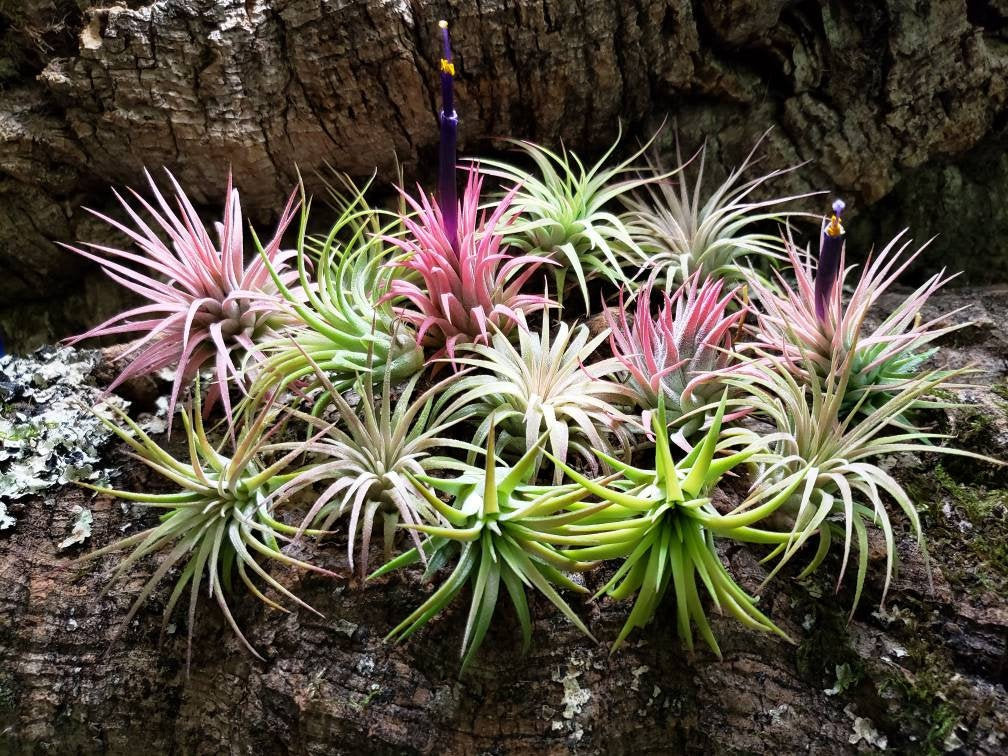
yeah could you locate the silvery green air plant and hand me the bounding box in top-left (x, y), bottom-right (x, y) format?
top-left (813, 199), bottom-right (845, 321)
top-left (438, 20), bottom-right (459, 251)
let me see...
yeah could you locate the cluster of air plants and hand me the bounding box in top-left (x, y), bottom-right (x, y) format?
top-left (64, 20), bottom-right (996, 671)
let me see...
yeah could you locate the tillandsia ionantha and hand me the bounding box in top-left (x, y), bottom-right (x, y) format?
top-left (64, 170), bottom-right (300, 426)
top-left (745, 200), bottom-right (967, 415)
top-left (435, 311), bottom-right (636, 483)
top-left (384, 166), bottom-right (555, 362)
top-left (383, 21), bottom-right (554, 362)
top-left (621, 131), bottom-right (814, 290)
top-left (605, 274), bottom-right (746, 438)
top-left (476, 127), bottom-right (658, 306)
top-left (250, 180), bottom-right (424, 415)
top-left (78, 387), bottom-right (334, 669)
top-left (267, 347), bottom-right (479, 579)
top-left (549, 395), bottom-right (792, 656)
top-left (724, 348), bottom-right (993, 616)
top-left (370, 423), bottom-right (608, 671)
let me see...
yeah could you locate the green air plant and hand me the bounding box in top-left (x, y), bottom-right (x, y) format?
top-left (370, 424), bottom-right (609, 671)
top-left (621, 131), bottom-right (814, 290)
top-left (434, 311), bottom-right (637, 483)
top-left (476, 128), bottom-right (657, 306)
top-left (250, 181), bottom-right (424, 416)
top-left (78, 390), bottom-right (333, 668)
top-left (551, 395), bottom-right (792, 656)
top-left (267, 348), bottom-right (479, 579)
top-left (746, 203), bottom-right (966, 417)
top-left (726, 348), bottom-right (993, 616)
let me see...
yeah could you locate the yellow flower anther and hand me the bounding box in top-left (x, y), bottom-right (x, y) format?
top-left (826, 213), bottom-right (844, 237)
top-left (440, 58), bottom-right (455, 76)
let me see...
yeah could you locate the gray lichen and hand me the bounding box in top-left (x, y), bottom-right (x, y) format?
top-left (0, 346), bottom-right (126, 525)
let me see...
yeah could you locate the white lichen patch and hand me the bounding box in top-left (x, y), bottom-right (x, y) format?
top-left (850, 716), bottom-right (887, 749)
top-left (825, 663), bottom-right (858, 696)
top-left (768, 703), bottom-right (797, 727)
top-left (58, 505), bottom-right (93, 550)
top-left (630, 664), bottom-right (649, 691)
top-left (551, 654), bottom-right (593, 742)
top-left (559, 670), bottom-right (590, 719)
top-left (0, 346), bottom-right (126, 524)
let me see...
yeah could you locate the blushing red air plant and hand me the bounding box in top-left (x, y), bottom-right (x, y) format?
top-left (384, 167), bottom-right (555, 362)
top-left (63, 169), bottom-right (299, 427)
top-left (746, 215), bottom-right (967, 415)
top-left (605, 274), bottom-right (746, 436)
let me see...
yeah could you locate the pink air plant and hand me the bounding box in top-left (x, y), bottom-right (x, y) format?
top-left (384, 167), bottom-right (555, 362)
top-left (606, 275), bottom-right (746, 435)
top-left (745, 224), bottom-right (967, 413)
top-left (63, 169), bottom-right (300, 427)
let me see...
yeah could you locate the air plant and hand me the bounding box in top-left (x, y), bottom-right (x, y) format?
top-left (267, 348), bottom-right (478, 579)
top-left (382, 22), bottom-right (553, 361)
top-left (78, 388), bottom-right (334, 668)
top-left (725, 348), bottom-right (991, 615)
top-left (477, 128), bottom-right (656, 306)
top-left (384, 167), bottom-right (555, 361)
top-left (621, 132), bottom-right (813, 290)
top-left (551, 395), bottom-right (791, 656)
top-left (370, 424), bottom-right (607, 671)
top-left (250, 181), bottom-right (424, 415)
top-left (63, 170), bottom-right (300, 425)
top-left (605, 274), bottom-right (746, 437)
top-left (745, 202), bottom-right (967, 415)
top-left (435, 311), bottom-right (637, 482)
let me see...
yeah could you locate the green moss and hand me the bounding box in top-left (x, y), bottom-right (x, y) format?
top-left (0, 675), bottom-right (15, 714)
top-left (876, 644), bottom-right (961, 755)
top-left (0, 421), bottom-right (41, 442)
top-left (956, 404), bottom-right (998, 442)
top-left (795, 602), bottom-right (865, 687)
top-left (350, 684), bottom-right (381, 711)
top-left (904, 466), bottom-right (1008, 594)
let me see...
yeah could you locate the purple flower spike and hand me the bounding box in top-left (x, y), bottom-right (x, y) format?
top-left (814, 198), bottom-right (846, 321)
top-left (437, 20), bottom-right (459, 252)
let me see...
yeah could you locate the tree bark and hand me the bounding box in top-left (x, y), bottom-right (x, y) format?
top-left (1, 288), bottom-right (1006, 754)
top-left (3, 1), bottom-right (1008, 347)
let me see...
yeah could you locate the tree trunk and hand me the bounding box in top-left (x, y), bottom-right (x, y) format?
top-left (3, 1), bottom-right (1008, 347)
top-left (1, 287), bottom-right (1006, 754)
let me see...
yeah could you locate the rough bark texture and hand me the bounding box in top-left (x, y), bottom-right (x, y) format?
top-left (1, 288), bottom-right (1006, 754)
top-left (4, 1), bottom-right (1008, 347)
